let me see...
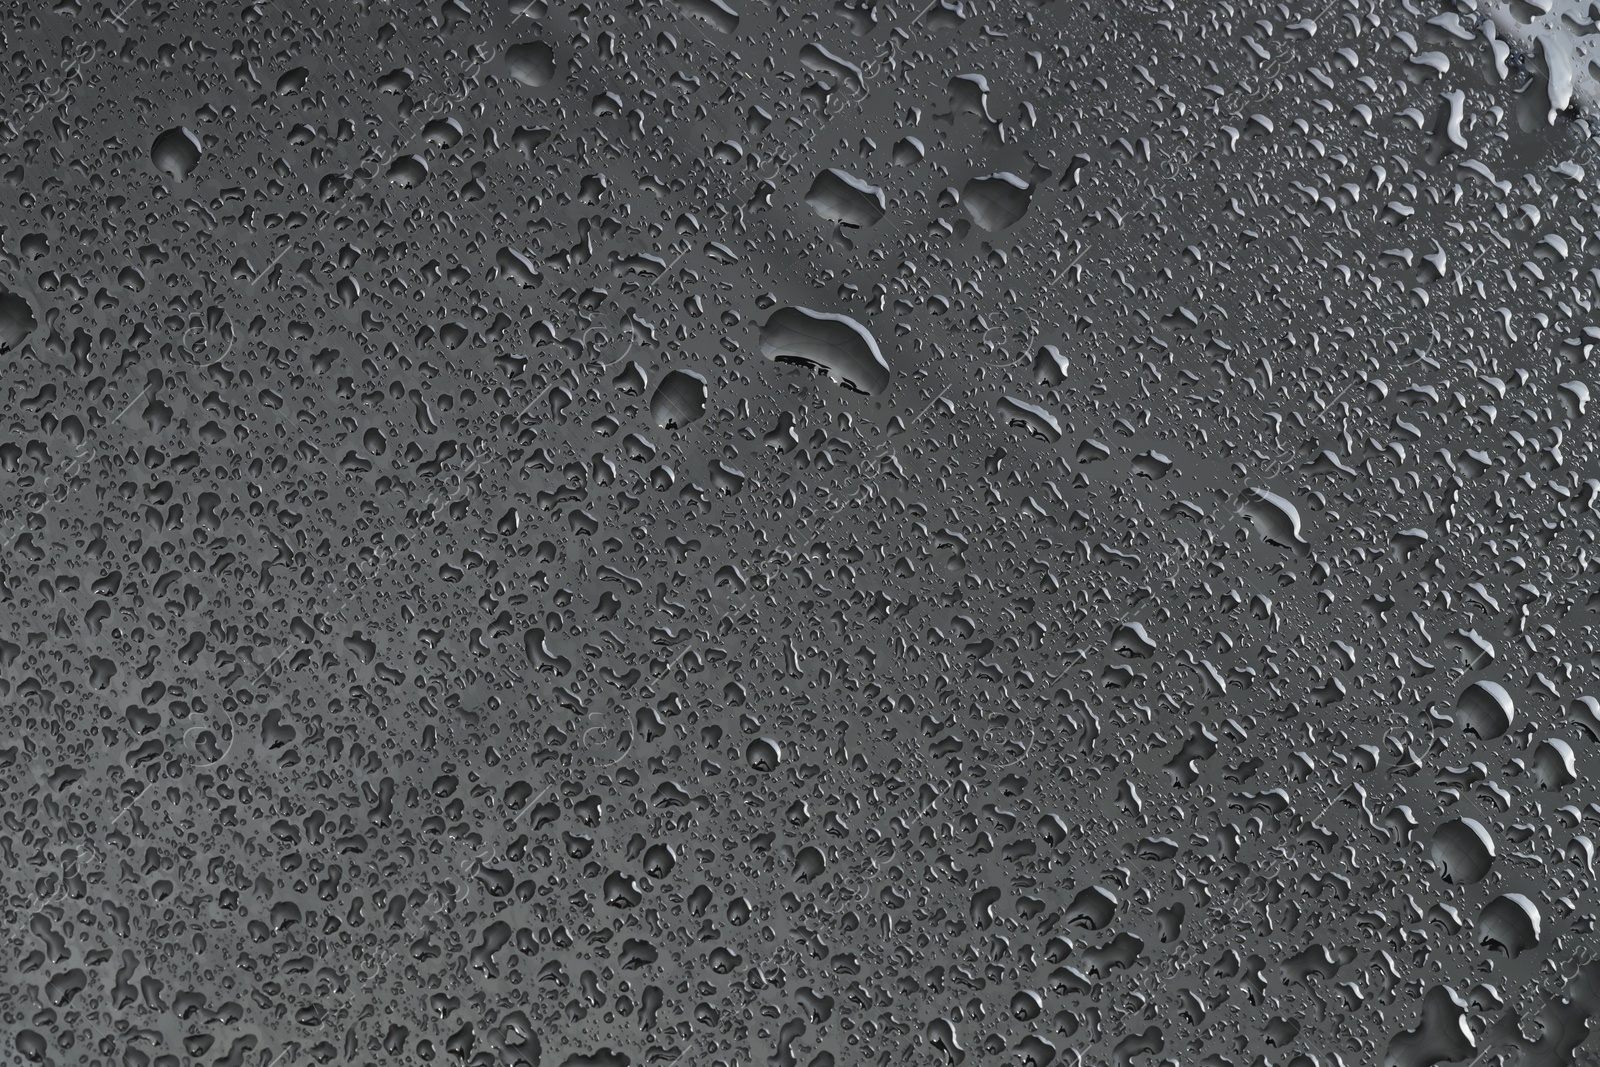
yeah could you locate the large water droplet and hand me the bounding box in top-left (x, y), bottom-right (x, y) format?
top-left (758, 306), bottom-right (890, 395)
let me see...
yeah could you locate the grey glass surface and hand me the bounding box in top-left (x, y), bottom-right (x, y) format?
top-left (5, 0), bottom-right (1600, 1064)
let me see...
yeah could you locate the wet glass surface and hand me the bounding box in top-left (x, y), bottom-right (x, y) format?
top-left (5, 0), bottom-right (1600, 1064)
